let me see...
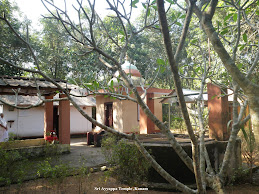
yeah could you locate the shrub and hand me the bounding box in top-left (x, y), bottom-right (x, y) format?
top-left (0, 147), bottom-right (28, 185)
top-left (102, 134), bottom-right (151, 186)
top-left (37, 158), bottom-right (70, 183)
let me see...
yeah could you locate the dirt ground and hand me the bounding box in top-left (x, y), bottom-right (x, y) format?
top-left (1, 138), bottom-right (259, 193)
top-left (0, 171), bottom-right (259, 194)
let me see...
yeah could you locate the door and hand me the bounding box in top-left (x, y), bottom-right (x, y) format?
top-left (53, 106), bottom-right (59, 137)
top-left (105, 102), bottom-right (113, 127)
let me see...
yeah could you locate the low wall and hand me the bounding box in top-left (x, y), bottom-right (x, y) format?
top-left (0, 139), bottom-right (70, 158)
top-left (0, 138), bottom-right (45, 149)
top-left (144, 139), bottom-right (241, 184)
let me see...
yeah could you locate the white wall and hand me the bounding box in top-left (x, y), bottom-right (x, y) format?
top-left (3, 105), bottom-right (44, 138)
top-left (3, 105), bottom-right (93, 138)
top-left (70, 106), bottom-right (92, 134)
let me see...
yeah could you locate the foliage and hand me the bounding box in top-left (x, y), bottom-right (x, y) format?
top-left (0, 0), bottom-right (32, 76)
top-left (0, 147), bottom-right (28, 185)
top-left (101, 134), bottom-right (151, 186)
top-left (37, 157), bottom-right (71, 183)
top-left (230, 166), bottom-right (250, 184)
top-left (36, 17), bottom-right (71, 79)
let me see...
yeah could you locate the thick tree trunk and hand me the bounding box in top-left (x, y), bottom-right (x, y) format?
top-left (248, 94), bottom-right (259, 144)
top-left (192, 2), bottom-right (259, 145)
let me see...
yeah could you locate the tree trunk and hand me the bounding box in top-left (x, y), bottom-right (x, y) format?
top-left (193, 2), bottom-right (259, 145)
top-left (156, 0), bottom-right (205, 193)
top-left (248, 94), bottom-right (259, 144)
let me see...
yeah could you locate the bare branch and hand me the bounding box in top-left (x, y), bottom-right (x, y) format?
top-left (174, 0), bottom-right (195, 63)
top-left (232, 10), bottom-right (241, 61)
top-left (246, 41), bottom-right (259, 79)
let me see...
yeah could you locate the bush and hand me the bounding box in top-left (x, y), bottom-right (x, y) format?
top-left (0, 147), bottom-right (28, 185)
top-left (37, 158), bottom-right (70, 183)
top-left (101, 134), bottom-right (151, 186)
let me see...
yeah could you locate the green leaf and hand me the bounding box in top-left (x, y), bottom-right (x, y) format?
top-left (160, 66), bottom-right (166, 73)
top-left (256, 10), bottom-right (259, 16)
top-left (175, 22), bottom-right (182, 27)
top-left (243, 33), bottom-right (247, 42)
top-left (147, 8), bottom-right (151, 17)
top-left (233, 13), bottom-right (237, 22)
top-left (151, 5), bottom-right (157, 10)
top-left (142, 3), bottom-right (146, 9)
top-left (131, 0), bottom-right (139, 8)
top-left (172, 117), bottom-right (183, 121)
top-left (239, 45), bottom-right (245, 51)
top-left (237, 63), bottom-right (243, 69)
top-left (220, 29), bottom-right (228, 35)
top-left (119, 30), bottom-right (125, 36)
top-left (211, 95), bottom-right (217, 100)
top-left (191, 39), bottom-right (198, 44)
top-left (224, 13), bottom-right (233, 21)
top-left (157, 58), bottom-right (166, 66)
top-left (151, 0), bottom-right (156, 5)
top-left (110, 80), bottom-right (114, 88)
top-left (195, 66), bottom-right (201, 72)
top-left (165, 0), bottom-right (174, 4)
top-left (180, 14), bottom-right (186, 19)
top-left (93, 81), bottom-right (99, 89)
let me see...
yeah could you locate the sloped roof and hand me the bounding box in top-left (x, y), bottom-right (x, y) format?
top-left (0, 75), bottom-right (73, 96)
top-left (0, 95), bottom-right (41, 106)
top-left (160, 89), bottom-right (208, 104)
top-left (0, 79), bottom-right (96, 107)
top-left (0, 94), bottom-right (96, 107)
top-left (54, 86), bottom-right (96, 106)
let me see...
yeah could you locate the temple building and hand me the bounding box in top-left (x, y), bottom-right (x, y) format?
top-left (95, 59), bottom-right (172, 134)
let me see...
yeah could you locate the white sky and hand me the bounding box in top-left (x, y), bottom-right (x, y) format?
top-left (13, 0), bottom-right (142, 29)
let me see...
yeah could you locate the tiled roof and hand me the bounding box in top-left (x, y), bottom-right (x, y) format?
top-left (0, 76), bottom-right (96, 106)
top-left (0, 76), bottom-right (72, 96)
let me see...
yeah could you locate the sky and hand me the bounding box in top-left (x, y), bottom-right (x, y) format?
top-left (13, 0), bottom-right (141, 29)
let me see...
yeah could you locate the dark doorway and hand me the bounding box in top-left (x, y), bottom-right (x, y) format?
top-left (92, 107), bottom-right (96, 129)
top-left (104, 102), bottom-right (113, 127)
top-left (53, 106), bottom-right (59, 137)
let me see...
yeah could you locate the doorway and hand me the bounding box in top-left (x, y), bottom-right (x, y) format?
top-left (104, 102), bottom-right (113, 127)
top-left (53, 106), bottom-right (59, 137)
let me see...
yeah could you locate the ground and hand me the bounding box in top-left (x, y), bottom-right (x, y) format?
top-left (0, 171), bottom-right (259, 194)
top-left (0, 137), bottom-right (259, 193)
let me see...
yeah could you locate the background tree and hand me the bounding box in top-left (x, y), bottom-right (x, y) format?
top-left (37, 18), bottom-right (71, 79)
top-left (0, 0), bottom-right (31, 76)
